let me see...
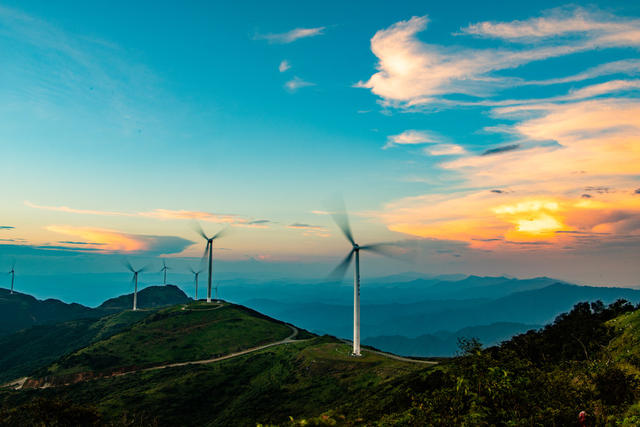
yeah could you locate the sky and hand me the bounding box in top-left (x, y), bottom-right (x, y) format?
top-left (1, 0), bottom-right (639, 299)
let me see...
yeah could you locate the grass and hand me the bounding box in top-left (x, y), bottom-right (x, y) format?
top-left (0, 310), bottom-right (152, 384)
top-left (1, 335), bottom-right (429, 426)
top-left (43, 302), bottom-right (293, 378)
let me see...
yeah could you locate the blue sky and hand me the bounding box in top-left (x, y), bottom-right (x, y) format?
top-left (1, 0), bottom-right (640, 299)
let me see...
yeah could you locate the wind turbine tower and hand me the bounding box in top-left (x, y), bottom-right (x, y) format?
top-left (329, 202), bottom-right (391, 357)
top-left (8, 261), bottom-right (15, 295)
top-left (190, 267), bottom-right (202, 300)
top-left (195, 224), bottom-right (228, 303)
top-left (160, 259), bottom-right (170, 285)
top-left (126, 262), bottom-right (147, 311)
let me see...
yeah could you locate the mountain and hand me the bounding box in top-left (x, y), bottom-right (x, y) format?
top-left (0, 288), bottom-right (98, 336)
top-left (36, 302), bottom-right (296, 382)
top-left (2, 299), bottom-right (640, 425)
top-left (97, 284), bottom-right (191, 311)
top-left (0, 310), bottom-right (151, 384)
top-left (364, 322), bottom-right (541, 357)
top-left (0, 285), bottom-right (192, 336)
top-left (244, 283), bottom-right (640, 349)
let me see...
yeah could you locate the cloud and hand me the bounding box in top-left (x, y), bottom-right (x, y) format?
top-left (461, 8), bottom-right (640, 42)
top-left (287, 222), bottom-right (329, 237)
top-left (0, 226), bottom-right (14, 230)
top-left (357, 9), bottom-right (640, 108)
top-left (635, 188), bottom-right (640, 194)
top-left (425, 144), bottom-right (465, 156)
top-left (45, 225), bottom-right (193, 254)
top-left (279, 60), bottom-right (291, 72)
top-left (384, 130), bottom-right (439, 149)
top-left (256, 27), bottom-right (325, 43)
top-left (24, 202), bottom-right (261, 225)
top-left (482, 144), bottom-right (520, 156)
top-left (285, 77), bottom-right (315, 91)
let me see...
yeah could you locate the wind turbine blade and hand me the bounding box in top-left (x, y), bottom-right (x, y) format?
top-left (137, 264), bottom-right (150, 274)
top-left (211, 227), bottom-right (229, 241)
top-left (189, 266), bottom-right (196, 274)
top-left (193, 222), bottom-right (209, 240)
top-left (327, 249), bottom-right (355, 282)
top-left (201, 241), bottom-right (211, 260)
top-left (124, 260), bottom-right (135, 273)
top-left (328, 197), bottom-right (355, 246)
top-left (359, 242), bottom-right (397, 257)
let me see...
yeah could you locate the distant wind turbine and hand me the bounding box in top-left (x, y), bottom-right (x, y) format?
top-left (215, 282), bottom-right (219, 301)
top-left (195, 224), bottom-right (229, 303)
top-left (189, 266), bottom-right (203, 300)
top-left (160, 259), bottom-right (170, 285)
top-left (8, 261), bottom-right (15, 294)
top-left (125, 262), bottom-right (147, 311)
top-left (328, 201), bottom-right (394, 357)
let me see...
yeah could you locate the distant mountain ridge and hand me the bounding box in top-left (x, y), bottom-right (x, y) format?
top-left (0, 285), bottom-right (191, 336)
top-left (364, 322), bottom-right (541, 357)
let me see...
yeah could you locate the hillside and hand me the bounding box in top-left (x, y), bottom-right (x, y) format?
top-left (0, 310), bottom-right (152, 384)
top-left (3, 300), bottom-right (640, 425)
top-left (0, 288), bottom-right (98, 336)
top-left (36, 301), bottom-right (295, 382)
top-left (97, 284), bottom-right (191, 311)
top-left (0, 285), bottom-right (192, 336)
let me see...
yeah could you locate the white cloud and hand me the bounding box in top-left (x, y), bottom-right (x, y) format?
top-left (257, 27), bottom-right (325, 44)
top-left (384, 129), bottom-right (439, 149)
top-left (461, 8), bottom-right (640, 42)
top-left (285, 76), bottom-right (314, 91)
top-left (425, 144), bottom-right (466, 156)
top-left (357, 10), bottom-right (640, 108)
top-left (279, 60), bottom-right (291, 72)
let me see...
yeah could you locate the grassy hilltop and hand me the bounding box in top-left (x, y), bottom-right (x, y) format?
top-left (3, 299), bottom-right (640, 425)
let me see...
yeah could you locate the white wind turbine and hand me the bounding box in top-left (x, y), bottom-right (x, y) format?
top-left (195, 224), bottom-right (229, 303)
top-left (328, 202), bottom-right (393, 357)
top-left (126, 262), bottom-right (147, 311)
top-left (189, 266), bottom-right (203, 300)
top-left (160, 259), bottom-right (170, 285)
top-left (8, 261), bottom-right (15, 294)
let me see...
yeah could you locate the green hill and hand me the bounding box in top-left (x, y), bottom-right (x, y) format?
top-left (0, 289), bottom-right (98, 336)
top-left (37, 301), bottom-right (295, 382)
top-left (4, 299), bottom-right (640, 425)
top-left (98, 284), bottom-right (191, 311)
top-left (0, 310), bottom-right (152, 384)
top-left (0, 285), bottom-right (193, 337)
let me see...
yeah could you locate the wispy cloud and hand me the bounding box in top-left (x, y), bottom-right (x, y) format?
top-left (279, 60), bottom-right (291, 72)
top-left (256, 26), bottom-right (325, 43)
top-left (285, 76), bottom-right (315, 91)
top-left (384, 130), bottom-right (440, 149)
top-left (287, 222), bottom-right (329, 237)
top-left (425, 144), bottom-right (466, 156)
top-left (0, 226), bottom-right (15, 230)
top-left (45, 225), bottom-right (193, 254)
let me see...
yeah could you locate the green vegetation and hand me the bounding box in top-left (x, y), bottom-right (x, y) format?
top-left (41, 302), bottom-right (293, 378)
top-left (0, 310), bottom-right (151, 384)
top-left (4, 300), bottom-right (640, 425)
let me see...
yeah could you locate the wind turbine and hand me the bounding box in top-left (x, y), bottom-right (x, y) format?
top-left (215, 282), bottom-right (219, 301)
top-left (189, 267), bottom-right (203, 300)
top-left (195, 224), bottom-right (228, 303)
top-left (8, 261), bottom-right (15, 294)
top-left (160, 259), bottom-right (170, 285)
top-left (125, 262), bottom-right (147, 311)
top-left (329, 203), bottom-right (393, 357)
